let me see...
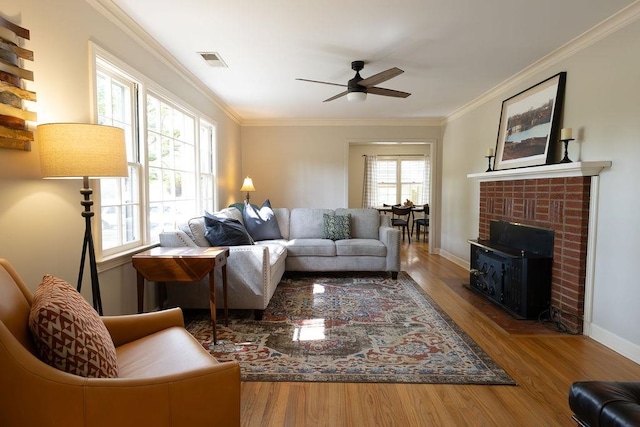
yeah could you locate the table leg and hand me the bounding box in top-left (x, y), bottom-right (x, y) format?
top-left (136, 272), bottom-right (144, 313)
top-left (222, 264), bottom-right (229, 327)
top-left (158, 281), bottom-right (166, 310)
top-left (209, 270), bottom-right (217, 345)
top-left (410, 210), bottom-right (415, 237)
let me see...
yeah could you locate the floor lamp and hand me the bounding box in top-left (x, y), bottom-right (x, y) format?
top-left (38, 123), bottom-right (128, 315)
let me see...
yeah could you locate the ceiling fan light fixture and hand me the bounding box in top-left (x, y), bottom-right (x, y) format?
top-left (347, 91), bottom-right (367, 102)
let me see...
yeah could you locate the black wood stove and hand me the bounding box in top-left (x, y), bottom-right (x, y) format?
top-left (468, 220), bottom-right (554, 319)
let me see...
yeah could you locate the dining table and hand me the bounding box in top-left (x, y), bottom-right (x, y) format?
top-left (375, 205), bottom-right (426, 237)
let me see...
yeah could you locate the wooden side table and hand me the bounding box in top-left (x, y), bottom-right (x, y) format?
top-left (132, 247), bottom-right (230, 344)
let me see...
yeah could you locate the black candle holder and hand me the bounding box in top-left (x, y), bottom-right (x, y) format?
top-left (485, 155), bottom-right (495, 172)
top-left (560, 138), bottom-right (574, 163)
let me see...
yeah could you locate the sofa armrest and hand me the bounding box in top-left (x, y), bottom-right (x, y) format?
top-left (379, 225), bottom-right (401, 272)
top-left (102, 308), bottom-right (185, 347)
top-left (159, 230), bottom-right (199, 248)
top-left (227, 245), bottom-right (270, 292)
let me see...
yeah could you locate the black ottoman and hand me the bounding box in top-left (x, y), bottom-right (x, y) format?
top-left (569, 381), bottom-right (640, 426)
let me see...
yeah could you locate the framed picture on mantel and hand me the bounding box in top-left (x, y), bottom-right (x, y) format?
top-left (493, 72), bottom-right (566, 171)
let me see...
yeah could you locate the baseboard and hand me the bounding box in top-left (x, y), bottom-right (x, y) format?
top-left (438, 249), bottom-right (469, 270)
top-left (588, 323), bottom-right (640, 365)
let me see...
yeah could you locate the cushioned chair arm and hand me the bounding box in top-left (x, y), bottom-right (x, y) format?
top-left (82, 362), bottom-right (241, 427)
top-left (102, 307), bottom-right (184, 347)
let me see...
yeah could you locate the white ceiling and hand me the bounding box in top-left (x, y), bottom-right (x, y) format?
top-left (105, 0), bottom-right (636, 123)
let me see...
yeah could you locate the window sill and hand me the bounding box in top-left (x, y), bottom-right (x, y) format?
top-left (98, 243), bottom-right (159, 273)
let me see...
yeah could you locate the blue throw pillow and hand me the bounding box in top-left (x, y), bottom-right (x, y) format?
top-left (203, 214), bottom-right (254, 246)
top-left (242, 199), bottom-right (283, 241)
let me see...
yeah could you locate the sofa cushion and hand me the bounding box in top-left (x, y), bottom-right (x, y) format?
top-left (323, 213), bottom-right (351, 240)
top-left (28, 275), bottom-right (118, 378)
top-left (289, 208), bottom-right (334, 239)
top-left (286, 238), bottom-right (336, 257)
top-left (335, 239), bottom-right (387, 257)
top-left (273, 208), bottom-right (291, 240)
top-left (204, 214), bottom-right (254, 246)
top-left (335, 208), bottom-right (380, 239)
top-left (243, 199), bottom-right (283, 241)
top-left (187, 217), bottom-right (209, 246)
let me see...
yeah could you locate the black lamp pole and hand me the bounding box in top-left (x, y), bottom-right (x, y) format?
top-left (77, 176), bottom-right (103, 315)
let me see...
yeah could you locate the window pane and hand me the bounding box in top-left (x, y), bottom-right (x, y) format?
top-left (148, 133), bottom-right (160, 167)
top-left (377, 160), bottom-right (396, 183)
top-left (146, 93), bottom-right (199, 242)
top-left (96, 62), bottom-right (141, 254)
top-left (100, 166), bottom-right (140, 250)
top-left (147, 96), bottom-right (160, 132)
top-left (401, 160), bottom-right (425, 182)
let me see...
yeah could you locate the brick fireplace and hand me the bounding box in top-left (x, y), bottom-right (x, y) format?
top-left (468, 162), bottom-right (611, 334)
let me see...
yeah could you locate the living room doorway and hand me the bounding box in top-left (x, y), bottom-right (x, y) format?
top-left (347, 140), bottom-right (436, 253)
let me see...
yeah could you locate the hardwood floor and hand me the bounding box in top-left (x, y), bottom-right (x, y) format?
top-left (240, 241), bottom-right (640, 426)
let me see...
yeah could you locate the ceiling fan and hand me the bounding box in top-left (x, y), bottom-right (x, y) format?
top-left (296, 60), bottom-right (411, 102)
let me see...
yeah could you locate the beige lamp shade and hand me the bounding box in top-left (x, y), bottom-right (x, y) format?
top-left (240, 176), bottom-right (256, 192)
top-left (38, 123), bottom-right (128, 178)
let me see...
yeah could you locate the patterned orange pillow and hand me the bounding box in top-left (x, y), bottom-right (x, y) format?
top-left (28, 275), bottom-right (118, 378)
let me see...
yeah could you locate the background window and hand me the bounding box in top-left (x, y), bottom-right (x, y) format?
top-left (377, 156), bottom-right (430, 205)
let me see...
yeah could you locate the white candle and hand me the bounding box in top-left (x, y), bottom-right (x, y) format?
top-left (561, 128), bottom-right (572, 140)
top-left (487, 148), bottom-right (494, 157)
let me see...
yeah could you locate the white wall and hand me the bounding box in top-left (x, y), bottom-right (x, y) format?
top-left (440, 14), bottom-right (640, 361)
top-left (240, 124), bottom-right (440, 208)
top-left (0, 0), bottom-right (241, 314)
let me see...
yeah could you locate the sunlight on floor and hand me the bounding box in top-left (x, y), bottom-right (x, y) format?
top-left (291, 284), bottom-right (328, 341)
top-left (292, 318), bottom-right (326, 341)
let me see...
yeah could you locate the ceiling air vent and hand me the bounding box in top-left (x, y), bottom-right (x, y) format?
top-left (199, 52), bottom-right (228, 68)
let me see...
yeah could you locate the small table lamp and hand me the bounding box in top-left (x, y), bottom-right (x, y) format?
top-left (38, 123), bottom-right (128, 315)
top-left (240, 176), bottom-right (256, 202)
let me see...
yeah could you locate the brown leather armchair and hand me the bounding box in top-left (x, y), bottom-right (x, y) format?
top-left (0, 258), bottom-right (241, 427)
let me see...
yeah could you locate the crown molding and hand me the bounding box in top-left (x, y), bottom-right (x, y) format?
top-left (446, 1), bottom-right (640, 123)
top-left (240, 117), bottom-right (444, 127)
top-left (85, 0), bottom-right (242, 124)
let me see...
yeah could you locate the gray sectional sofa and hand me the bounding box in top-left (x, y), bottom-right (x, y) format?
top-left (159, 207), bottom-right (401, 319)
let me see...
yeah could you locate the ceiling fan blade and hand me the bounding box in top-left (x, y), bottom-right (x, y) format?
top-left (323, 91), bottom-right (348, 102)
top-left (367, 86), bottom-right (411, 98)
top-left (296, 78), bottom-right (346, 88)
top-left (357, 67), bottom-right (404, 88)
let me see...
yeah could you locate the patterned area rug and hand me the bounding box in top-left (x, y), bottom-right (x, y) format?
top-left (185, 272), bottom-right (516, 385)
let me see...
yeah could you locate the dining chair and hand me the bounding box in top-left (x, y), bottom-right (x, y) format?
top-left (391, 205), bottom-right (412, 242)
top-left (413, 204), bottom-right (430, 241)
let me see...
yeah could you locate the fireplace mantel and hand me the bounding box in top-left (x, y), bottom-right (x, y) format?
top-left (467, 161), bottom-right (612, 182)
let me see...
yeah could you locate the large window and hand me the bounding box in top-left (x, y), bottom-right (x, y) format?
top-left (377, 156), bottom-right (430, 206)
top-left (93, 50), bottom-right (216, 259)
